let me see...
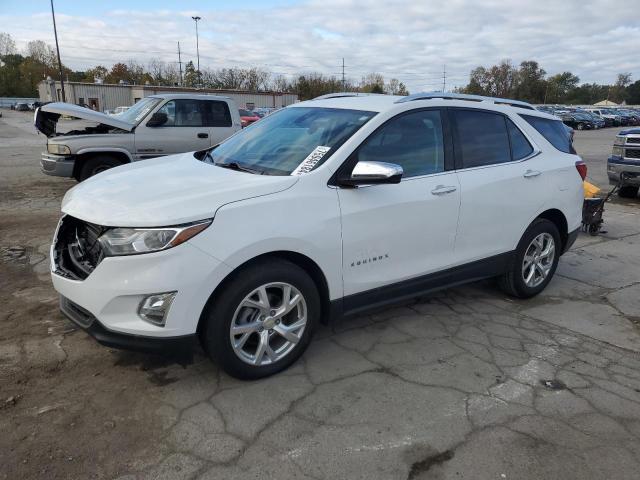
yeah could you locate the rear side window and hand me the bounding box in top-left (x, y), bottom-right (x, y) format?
top-left (506, 118), bottom-right (534, 160)
top-left (452, 110), bottom-right (511, 168)
top-left (520, 115), bottom-right (573, 154)
top-left (205, 101), bottom-right (232, 127)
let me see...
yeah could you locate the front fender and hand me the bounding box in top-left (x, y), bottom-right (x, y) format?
top-left (75, 147), bottom-right (133, 162)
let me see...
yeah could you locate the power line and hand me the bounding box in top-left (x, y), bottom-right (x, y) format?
top-left (442, 64), bottom-right (446, 92)
top-left (177, 41), bottom-right (183, 86)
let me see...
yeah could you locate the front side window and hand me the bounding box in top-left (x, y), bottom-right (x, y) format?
top-left (155, 100), bottom-right (232, 127)
top-left (357, 110), bottom-right (445, 177)
top-left (452, 110), bottom-right (511, 168)
top-left (521, 114), bottom-right (574, 154)
top-left (205, 107), bottom-right (376, 175)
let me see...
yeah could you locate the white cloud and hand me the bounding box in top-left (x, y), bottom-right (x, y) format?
top-left (1, 0), bottom-right (638, 91)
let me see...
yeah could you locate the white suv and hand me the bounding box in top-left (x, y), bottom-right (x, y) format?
top-left (51, 92), bottom-right (584, 379)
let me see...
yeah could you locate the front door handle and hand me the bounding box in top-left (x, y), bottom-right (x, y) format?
top-left (523, 169), bottom-right (541, 178)
top-left (431, 185), bottom-right (457, 195)
top-left (197, 132), bottom-right (209, 139)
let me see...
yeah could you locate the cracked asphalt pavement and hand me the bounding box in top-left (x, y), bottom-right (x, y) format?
top-left (1, 110), bottom-right (640, 479)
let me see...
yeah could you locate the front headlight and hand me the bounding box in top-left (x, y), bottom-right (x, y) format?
top-left (98, 219), bottom-right (211, 256)
top-left (614, 136), bottom-right (626, 146)
top-left (612, 146), bottom-right (624, 157)
top-left (47, 144), bottom-right (71, 155)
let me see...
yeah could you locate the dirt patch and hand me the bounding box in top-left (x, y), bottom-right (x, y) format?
top-left (0, 144), bottom-right (172, 480)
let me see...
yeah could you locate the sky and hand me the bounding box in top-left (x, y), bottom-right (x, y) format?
top-left (0, 0), bottom-right (638, 92)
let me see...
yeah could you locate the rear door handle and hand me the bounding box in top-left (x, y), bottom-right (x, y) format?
top-left (431, 185), bottom-right (457, 195)
top-left (523, 169), bottom-right (541, 178)
top-left (197, 132), bottom-right (209, 139)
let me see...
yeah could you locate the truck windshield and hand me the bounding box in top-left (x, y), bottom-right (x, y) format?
top-left (117, 97), bottom-right (161, 125)
top-left (205, 107), bottom-right (376, 175)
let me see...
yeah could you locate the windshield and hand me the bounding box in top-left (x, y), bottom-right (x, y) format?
top-left (205, 107), bottom-right (376, 175)
top-left (117, 97), bottom-right (161, 125)
top-left (239, 109), bottom-right (255, 117)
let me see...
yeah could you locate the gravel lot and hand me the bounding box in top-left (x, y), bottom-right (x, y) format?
top-left (1, 109), bottom-right (640, 480)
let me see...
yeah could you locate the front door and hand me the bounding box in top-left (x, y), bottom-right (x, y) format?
top-left (134, 99), bottom-right (221, 159)
top-left (338, 109), bottom-right (460, 302)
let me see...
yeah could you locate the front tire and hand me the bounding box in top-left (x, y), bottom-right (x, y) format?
top-left (77, 155), bottom-right (123, 181)
top-left (201, 259), bottom-right (320, 380)
top-left (498, 219), bottom-right (561, 298)
top-left (618, 185), bottom-right (639, 199)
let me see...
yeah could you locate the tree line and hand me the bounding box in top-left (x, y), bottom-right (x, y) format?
top-left (0, 33), bottom-right (408, 100)
top-left (1, 32), bottom-right (638, 104)
top-left (459, 59), bottom-right (639, 105)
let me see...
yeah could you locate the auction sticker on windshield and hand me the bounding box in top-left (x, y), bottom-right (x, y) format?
top-left (291, 146), bottom-right (331, 175)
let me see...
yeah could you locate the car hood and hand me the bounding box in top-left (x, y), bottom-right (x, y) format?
top-left (34, 102), bottom-right (134, 137)
top-left (61, 153), bottom-right (298, 227)
top-left (620, 128), bottom-right (640, 135)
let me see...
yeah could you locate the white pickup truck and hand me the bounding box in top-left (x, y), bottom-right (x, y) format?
top-left (35, 94), bottom-right (242, 181)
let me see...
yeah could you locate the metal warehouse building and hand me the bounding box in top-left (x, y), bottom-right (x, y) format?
top-left (38, 80), bottom-right (299, 113)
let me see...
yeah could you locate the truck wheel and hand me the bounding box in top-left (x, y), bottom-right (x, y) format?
top-left (201, 259), bottom-right (320, 380)
top-left (498, 218), bottom-right (561, 299)
top-left (77, 155), bottom-right (123, 181)
top-left (618, 186), bottom-right (639, 199)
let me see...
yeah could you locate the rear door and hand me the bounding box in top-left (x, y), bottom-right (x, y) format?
top-left (451, 108), bottom-right (545, 264)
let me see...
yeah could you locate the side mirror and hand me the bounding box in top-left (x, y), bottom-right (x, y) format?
top-left (146, 111), bottom-right (168, 127)
top-left (339, 160), bottom-right (403, 187)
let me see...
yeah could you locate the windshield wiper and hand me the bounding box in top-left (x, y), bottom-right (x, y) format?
top-left (214, 160), bottom-right (264, 175)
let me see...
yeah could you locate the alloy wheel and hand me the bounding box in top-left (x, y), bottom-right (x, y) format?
top-left (522, 233), bottom-right (555, 288)
top-left (230, 282), bottom-right (307, 366)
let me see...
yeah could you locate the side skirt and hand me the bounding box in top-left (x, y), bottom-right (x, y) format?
top-left (330, 251), bottom-right (514, 321)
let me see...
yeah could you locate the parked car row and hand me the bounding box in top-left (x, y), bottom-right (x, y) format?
top-left (537, 105), bottom-right (640, 129)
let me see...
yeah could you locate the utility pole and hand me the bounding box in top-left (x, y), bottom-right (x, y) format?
top-left (192, 16), bottom-right (201, 87)
top-left (442, 64), bottom-right (446, 93)
top-left (341, 58), bottom-right (345, 91)
top-left (177, 41), bottom-right (183, 86)
top-left (50, 0), bottom-right (65, 102)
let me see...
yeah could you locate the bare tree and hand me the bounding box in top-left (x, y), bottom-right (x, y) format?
top-left (0, 32), bottom-right (17, 57)
top-left (25, 40), bottom-right (56, 66)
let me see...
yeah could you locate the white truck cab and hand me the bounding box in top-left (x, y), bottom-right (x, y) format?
top-left (35, 94), bottom-right (242, 181)
top-left (50, 92), bottom-right (584, 379)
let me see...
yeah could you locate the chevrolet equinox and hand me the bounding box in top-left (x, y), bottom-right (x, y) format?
top-left (51, 92), bottom-right (584, 379)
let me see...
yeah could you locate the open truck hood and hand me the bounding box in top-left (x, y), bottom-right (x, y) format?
top-left (34, 102), bottom-right (134, 137)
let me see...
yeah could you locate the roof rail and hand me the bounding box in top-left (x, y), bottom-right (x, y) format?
top-left (395, 92), bottom-right (535, 110)
top-left (312, 92), bottom-right (383, 100)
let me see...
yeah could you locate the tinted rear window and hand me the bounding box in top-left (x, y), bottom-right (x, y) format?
top-left (506, 118), bottom-right (534, 160)
top-left (521, 115), bottom-right (574, 153)
top-left (452, 109), bottom-right (511, 168)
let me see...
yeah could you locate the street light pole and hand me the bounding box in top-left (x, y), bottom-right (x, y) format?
top-left (50, 0), bottom-right (66, 102)
top-left (192, 16), bottom-right (201, 87)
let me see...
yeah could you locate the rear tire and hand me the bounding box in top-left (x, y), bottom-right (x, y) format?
top-left (618, 186), bottom-right (639, 199)
top-left (77, 155), bottom-right (123, 181)
top-left (201, 259), bottom-right (320, 380)
top-left (498, 219), bottom-right (561, 299)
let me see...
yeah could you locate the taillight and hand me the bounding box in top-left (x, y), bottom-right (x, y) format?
top-left (575, 161), bottom-right (587, 181)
